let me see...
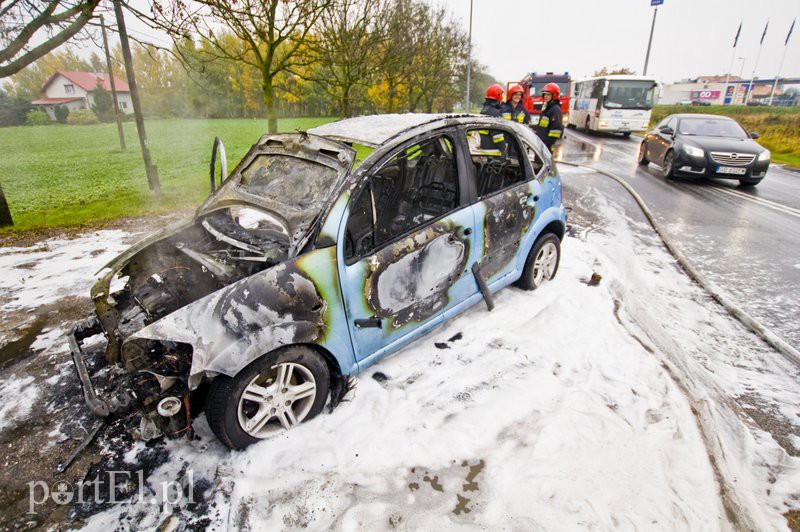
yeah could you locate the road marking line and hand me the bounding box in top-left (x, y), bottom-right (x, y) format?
top-left (706, 186), bottom-right (800, 218)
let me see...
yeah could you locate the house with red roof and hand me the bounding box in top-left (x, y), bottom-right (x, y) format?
top-left (31, 71), bottom-right (133, 120)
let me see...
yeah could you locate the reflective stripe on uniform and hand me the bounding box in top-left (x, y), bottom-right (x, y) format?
top-left (407, 145), bottom-right (422, 159)
top-left (539, 117), bottom-right (550, 127)
top-left (502, 113), bottom-right (511, 120)
top-left (516, 115), bottom-right (524, 123)
top-left (548, 129), bottom-right (563, 138)
top-left (477, 149), bottom-right (502, 156)
top-left (492, 133), bottom-right (505, 144)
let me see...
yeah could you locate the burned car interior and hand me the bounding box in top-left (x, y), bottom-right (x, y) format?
top-left (345, 134), bottom-right (459, 261)
top-left (66, 115), bottom-right (566, 452)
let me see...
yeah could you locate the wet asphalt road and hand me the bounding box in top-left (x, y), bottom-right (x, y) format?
top-left (556, 128), bottom-right (800, 352)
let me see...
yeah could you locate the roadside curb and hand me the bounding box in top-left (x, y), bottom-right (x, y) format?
top-left (556, 160), bottom-right (800, 369)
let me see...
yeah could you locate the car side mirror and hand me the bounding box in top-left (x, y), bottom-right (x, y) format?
top-left (659, 126), bottom-right (674, 136)
top-left (750, 132), bottom-right (760, 139)
top-left (210, 136), bottom-right (227, 193)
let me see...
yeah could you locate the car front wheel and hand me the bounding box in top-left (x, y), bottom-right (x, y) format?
top-left (662, 150), bottom-right (675, 178)
top-left (637, 142), bottom-right (650, 165)
top-left (206, 346), bottom-right (330, 450)
top-left (517, 233), bottom-right (561, 290)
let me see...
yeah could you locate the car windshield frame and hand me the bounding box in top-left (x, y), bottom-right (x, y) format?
top-left (603, 80), bottom-right (656, 110)
top-left (677, 117), bottom-right (749, 138)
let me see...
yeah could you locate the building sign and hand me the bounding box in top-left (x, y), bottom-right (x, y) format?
top-left (651, 0), bottom-right (664, 5)
top-left (691, 90), bottom-right (720, 100)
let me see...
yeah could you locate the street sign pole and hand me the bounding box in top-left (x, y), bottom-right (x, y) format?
top-left (643, 0), bottom-right (662, 75)
top-left (465, 0), bottom-right (474, 112)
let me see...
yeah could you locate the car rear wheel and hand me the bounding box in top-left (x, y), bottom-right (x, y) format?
top-left (739, 178), bottom-right (762, 187)
top-left (621, 132), bottom-right (632, 138)
top-left (206, 346), bottom-right (330, 450)
top-left (662, 150), bottom-right (675, 178)
top-left (637, 142), bottom-right (650, 165)
top-left (517, 233), bottom-right (561, 290)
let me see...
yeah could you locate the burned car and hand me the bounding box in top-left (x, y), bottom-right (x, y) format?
top-left (69, 114), bottom-right (566, 450)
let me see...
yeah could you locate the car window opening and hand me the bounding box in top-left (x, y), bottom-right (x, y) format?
top-left (345, 135), bottom-right (459, 260)
top-left (466, 128), bottom-right (527, 196)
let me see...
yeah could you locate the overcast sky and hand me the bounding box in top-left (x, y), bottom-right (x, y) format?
top-left (440, 0), bottom-right (799, 84)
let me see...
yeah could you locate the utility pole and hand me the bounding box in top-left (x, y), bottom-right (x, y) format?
top-left (99, 15), bottom-right (126, 151)
top-left (464, 0), bottom-right (473, 112)
top-left (643, 0), bottom-right (662, 76)
top-left (113, 0), bottom-right (160, 194)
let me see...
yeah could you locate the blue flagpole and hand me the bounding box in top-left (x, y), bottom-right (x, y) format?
top-left (723, 21), bottom-right (742, 105)
top-left (745, 20), bottom-right (769, 104)
top-left (768, 18), bottom-right (795, 106)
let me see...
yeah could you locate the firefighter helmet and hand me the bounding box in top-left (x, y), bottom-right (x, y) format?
top-left (542, 82), bottom-right (560, 100)
top-left (486, 84), bottom-right (504, 101)
top-left (508, 84), bottom-right (525, 98)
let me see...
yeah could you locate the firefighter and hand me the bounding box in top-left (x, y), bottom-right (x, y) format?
top-left (473, 84), bottom-right (506, 155)
top-left (534, 82), bottom-right (563, 153)
top-left (502, 84), bottom-right (531, 125)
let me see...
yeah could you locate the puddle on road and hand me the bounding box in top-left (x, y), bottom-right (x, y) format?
top-left (0, 317), bottom-right (46, 368)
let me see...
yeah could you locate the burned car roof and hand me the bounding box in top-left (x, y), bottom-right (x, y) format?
top-left (308, 113), bottom-right (452, 147)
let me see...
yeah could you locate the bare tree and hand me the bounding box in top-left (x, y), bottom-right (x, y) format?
top-left (310, 0), bottom-right (387, 117)
top-left (379, 0), bottom-right (466, 113)
top-left (0, 0), bottom-right (101, 78)
top-left (153, 0), bottom-right (332, 132)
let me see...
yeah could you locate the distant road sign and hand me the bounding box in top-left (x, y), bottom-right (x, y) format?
top-left (651, 0), bottom-right (664, 5)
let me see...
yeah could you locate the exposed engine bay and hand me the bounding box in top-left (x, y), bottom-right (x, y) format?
top-left (71, 207), bottom-right (291, 439)
top-left (114, 208), bottom-right (289, 342)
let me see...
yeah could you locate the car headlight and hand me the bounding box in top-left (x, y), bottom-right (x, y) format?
top-left (757, 149), bottom-right (770, 162)
top-left (683, 145), bottom-right (704, 157)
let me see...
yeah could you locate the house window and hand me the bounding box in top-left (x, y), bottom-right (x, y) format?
top-left (64, 84), bottom-right (75, 94)
top-left (120, 101), bottom-right (127, 109)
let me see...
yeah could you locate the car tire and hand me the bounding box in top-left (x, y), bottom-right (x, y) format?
top-left (205, 345), bottom-right (330, 450)
top-left (662, 150), bottom-right (675, 178)
top-left (637, 142), bottom-right (650, 165)
top-left (738, 178), bottom-right (762, 187)
top-left (621, 132), bottom-right (632, 138)
top-left (584, 117), bottom-right (591, 132)
top-left (516, 233), bottom-right (561, 291)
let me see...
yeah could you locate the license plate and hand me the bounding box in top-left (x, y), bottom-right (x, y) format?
top-left (717, 166), bottom-right (746, 175)
top-left (530, 116), bottom-right (540, 126)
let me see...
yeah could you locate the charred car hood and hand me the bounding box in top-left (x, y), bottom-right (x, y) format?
top-left (98, 133), bottom-right (355, 277)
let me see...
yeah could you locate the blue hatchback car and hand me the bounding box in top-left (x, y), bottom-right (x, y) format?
top-left (69, 114), bottom-right (566, 449)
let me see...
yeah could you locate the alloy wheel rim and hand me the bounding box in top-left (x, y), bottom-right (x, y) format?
top-left (237, 362), bottom-right (317, 438)
top-left (533, 242), bottom-right (558, 285)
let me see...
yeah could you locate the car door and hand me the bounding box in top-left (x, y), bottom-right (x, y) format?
top-left (338, 131), bottom-right (479, 365)
top-left (463, 125), bottom-right (542, 285)
top-left (653, 116), bottom-right (677, 164)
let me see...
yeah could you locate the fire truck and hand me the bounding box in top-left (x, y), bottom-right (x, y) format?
top-left (508, 72), bottom-right (572, 126)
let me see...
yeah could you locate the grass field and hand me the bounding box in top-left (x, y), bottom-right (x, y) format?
top-left (0, 117), bottom-right (335, 232)
top-left (651, 105), bottom-right (800, 167)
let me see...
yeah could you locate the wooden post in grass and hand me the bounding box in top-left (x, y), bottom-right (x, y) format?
top-left (113, 0), bottom-right (160, 195)
top-left (100, 16), bottom-right (126, 151)
top-left (0, 182), bottom-right (13, 227)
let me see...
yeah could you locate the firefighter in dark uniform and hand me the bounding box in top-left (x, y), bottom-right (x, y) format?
top-left (502, 84), bottom-right (531, 125)
top-left (476, 84), bottom-right (506, 156)
top-left (534, 82), bottom-right (563, 154)
top-left (480, 83), bottom-right (505, 117)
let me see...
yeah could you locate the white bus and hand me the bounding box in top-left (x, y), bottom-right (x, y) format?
top-left (569, 75), bottom-right (659, 137)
